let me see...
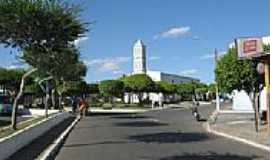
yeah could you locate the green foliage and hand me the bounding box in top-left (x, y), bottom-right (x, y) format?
top-left (0, 68), bottom-right (24, 85)
top-left (156, 81), bottom-right (176, 94)
top-left (64, 81), bottom-right (89, 96)
top-left (264, 44), bottom-right (270, 52)
top-left (99, 80), bottom-right (124, 99)
top-left (195, 87), bottom-right (208, 95)
top-left (0, 68), bottom-right (28, 93)
top-left (0, 0), bottom-right (87, 79)
top-left (0, 0), bottom-right (86, 50)
top-left (121, 74), bottom-right (155, 93)
top-left (176, 82), bottom-right (194, 100)
top-left (24, 84), bottom-right (42, 94)
top-left (175, 81), bottom-right (205, 101)
top-left (208, 83), bottom-right (216, 93)
top-left (215, 48), bottom-right (263, 94)
top-left (88, 83), bottom-right (99, 94)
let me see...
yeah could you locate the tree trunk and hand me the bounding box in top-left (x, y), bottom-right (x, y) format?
top-left (51, 89), bottom-right (56, 109)
top-left (58, 96), bottom-right (62, 109)
top-left (11, 68), bottom-right (37, 130)
top-left (45, 81), bottom-right (49, 118)
top-left (38, 76), bottom-right (53, 117)
top-left (249, 92), bottom-right (260, 132)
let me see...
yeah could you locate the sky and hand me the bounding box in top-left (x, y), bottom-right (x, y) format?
top-left (1, 0), bottom-right (270, 83)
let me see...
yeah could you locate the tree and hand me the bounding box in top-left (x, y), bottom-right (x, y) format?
top-left (176, 83), bottom-right (194, 101)
top-left (99, 80), bottom-right (124, 103)
top-left (156, 81), bottom-right (176, 94)
top-left (88, 83), bottom-right (99, 94)
top-left (176, 81), bottom-right (203, 101)
top-left (0, 68), bottom-right (24, 95)
top-left (64, 81), bottom-right (89, 97)
top-left (215, 48), bottom-right (263, 132)
top-left (195, 87), bottom-right (208, 101)
top-left (264, 44), bottom-right (270, 52)
top-left (121, 74), bottom-right (155, 104)
top-left (207, 83), bottom-right (216, 101)
top-left (0, 0), bottom-right (87, 129)
top-left (40, 47), bottom-right (87, 111)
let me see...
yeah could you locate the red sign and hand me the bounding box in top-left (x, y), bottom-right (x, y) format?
top-left (243, 40), bottom-right (257, 54)
top-left (236, 37), bottom-right (263, 59)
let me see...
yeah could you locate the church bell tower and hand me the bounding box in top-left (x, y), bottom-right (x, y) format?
top-left (133, 40), bottom-right (146, 74)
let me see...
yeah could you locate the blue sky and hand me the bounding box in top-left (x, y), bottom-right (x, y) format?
top-left (1, 0), bottom-right (270, 83)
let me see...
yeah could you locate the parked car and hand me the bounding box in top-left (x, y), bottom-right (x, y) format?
top-left (0, 95), bottom-right (13, 115)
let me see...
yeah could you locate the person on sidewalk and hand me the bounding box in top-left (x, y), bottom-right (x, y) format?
top-left (79, 97), bottom-right (88, 118)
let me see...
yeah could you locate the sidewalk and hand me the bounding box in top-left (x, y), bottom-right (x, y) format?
top-left (208, 112), bottom-right (270, 152)
top-left (6, 116), bottom-right (75, 160)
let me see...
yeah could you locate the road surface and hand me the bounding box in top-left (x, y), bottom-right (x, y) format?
top-left (55, 105), bottom-right (270, 160)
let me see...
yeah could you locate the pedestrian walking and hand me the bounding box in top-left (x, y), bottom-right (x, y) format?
top-left (79, 97), bottom-right (88, 118)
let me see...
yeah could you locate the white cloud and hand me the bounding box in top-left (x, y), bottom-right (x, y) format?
top-left (85, 56), bottom-right (130, 74)
top-left (180, 69), bottom-right (198, 76)
top-left (149, 56), bottom-right (160, 61)
top-left (154, 26), bottom-right (190, 40)
top-left (200, 51), bottom-right (226, 60)
top-left (6, 65), bottom-right (19, 69)
top-left (1, 62), bottom-right (26, 70)
top-left (74, 36), bottom-right (89, 46)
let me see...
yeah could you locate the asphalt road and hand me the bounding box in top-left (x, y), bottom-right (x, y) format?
top-left (55, 105), bottom-right (270, 160)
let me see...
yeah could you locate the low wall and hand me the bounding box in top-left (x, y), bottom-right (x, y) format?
top-left (19, 109), bottom-right (60, 116)
top-left (0, 112), bottom-right (70, 160)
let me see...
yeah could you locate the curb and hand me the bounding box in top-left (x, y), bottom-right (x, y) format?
top-left (205, 122), bottom-right (270, 153)
top-left (38, 116), bottom-right (81, 160)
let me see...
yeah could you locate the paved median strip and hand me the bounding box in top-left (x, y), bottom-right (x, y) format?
top-left (38, 116), bottom-right (81, 160)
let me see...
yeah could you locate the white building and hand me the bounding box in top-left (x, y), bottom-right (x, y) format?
top-left (132, 39), bottom-right (198, 84)
top-left (124, 40), bottom-right (198, 104)
top-left (133, 40), bottom-right (146, 74)
top-left (147, 71), bottom-right (198, 84)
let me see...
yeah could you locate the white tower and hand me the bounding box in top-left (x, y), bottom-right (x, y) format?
top-left (133, 40), bottom-right (146, 74)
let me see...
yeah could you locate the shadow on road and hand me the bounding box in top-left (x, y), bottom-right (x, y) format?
top-left (115, 121), bottom-right (168, 127)
top-left (111, 115), bottom-right (151, 119)
top-left (63, 140), bottom-right (130, 148)
top-left (159, 152), bottom-right (259, 160)
top-left (86, 113), bottom-right (126, 117)
top-left (128, 132), bottom-right (211, 143)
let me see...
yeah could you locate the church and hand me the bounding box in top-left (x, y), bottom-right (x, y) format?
top-left (132, 39), bottom-right (198, 84)
top-left (124, 40), bottom-right (198, 104)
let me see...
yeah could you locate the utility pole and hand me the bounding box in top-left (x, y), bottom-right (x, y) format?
top-left (215, 49), bottom-right (220, 112)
